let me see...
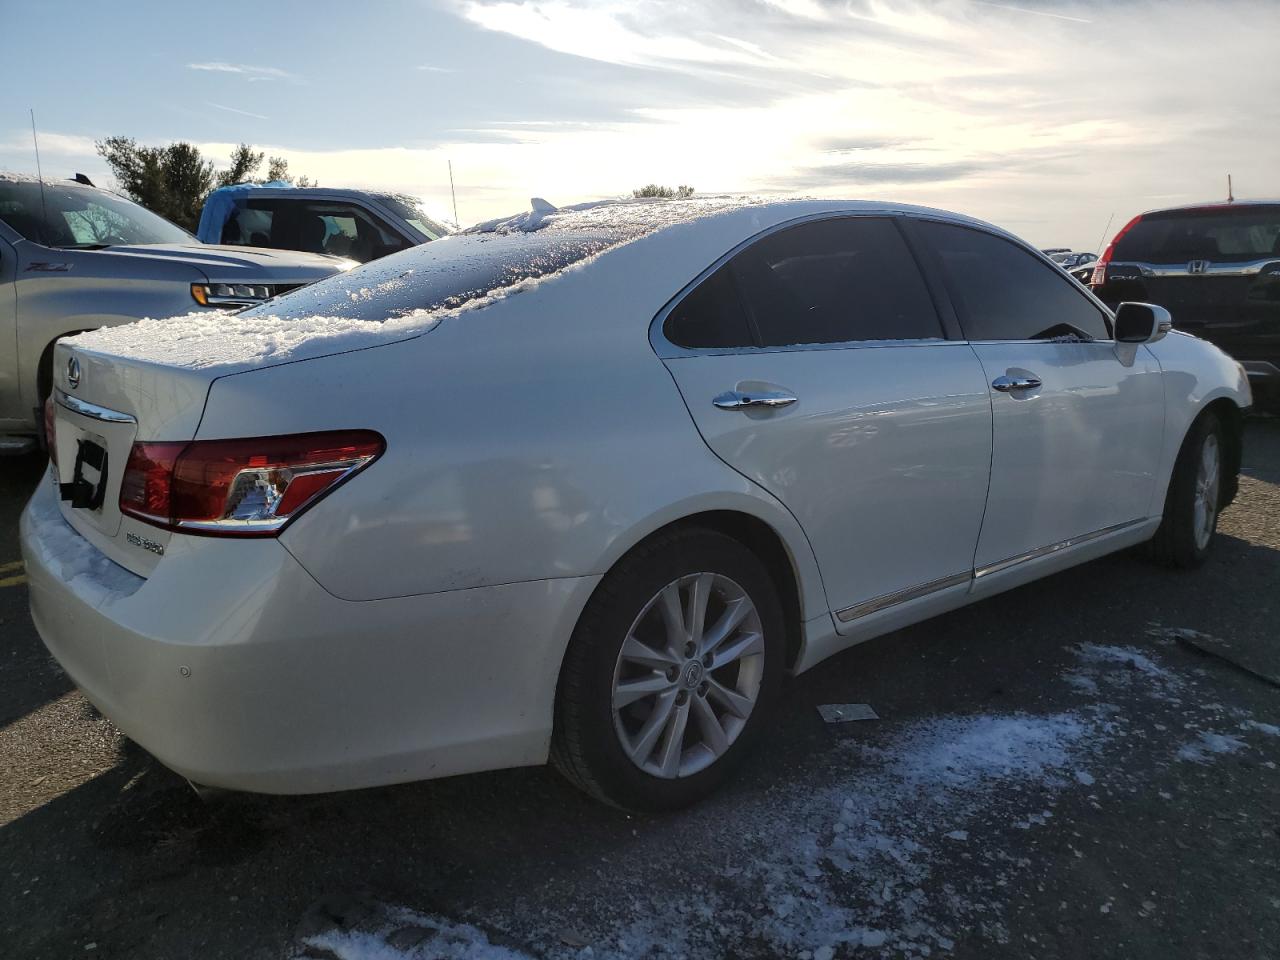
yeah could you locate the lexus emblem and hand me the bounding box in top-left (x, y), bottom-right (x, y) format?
top-left (1187, 259), bottom-right (1210, 274)
top-left (67, 356), bottom-right (81, 390)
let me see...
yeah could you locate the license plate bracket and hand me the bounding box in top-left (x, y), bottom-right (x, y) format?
top-left (60, 437), bottom-right (110, 511)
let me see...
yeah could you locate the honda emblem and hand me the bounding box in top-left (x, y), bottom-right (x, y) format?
top-left (1187, 260), bottom-right (1210, 274)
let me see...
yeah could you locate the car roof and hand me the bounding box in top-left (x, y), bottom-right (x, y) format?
top-left (213, 185), bottom-right (404, 202)
top-left (1139, 199), bottom-right (1280, 217)
top-left (464, 194), bottom-right (1007, 243)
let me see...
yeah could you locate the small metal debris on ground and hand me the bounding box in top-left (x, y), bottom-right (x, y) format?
top-left (817, 703), bottom-right (879, 723)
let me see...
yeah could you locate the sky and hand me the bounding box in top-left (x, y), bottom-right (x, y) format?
top-left (1, 0), bottom-right (1276, 250)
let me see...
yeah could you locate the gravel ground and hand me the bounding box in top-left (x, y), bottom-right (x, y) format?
top-left (1, 421), bottom-right (1278, 960)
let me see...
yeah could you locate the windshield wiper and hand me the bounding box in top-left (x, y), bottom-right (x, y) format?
top-left (55, 242), bottom-right (113, 250)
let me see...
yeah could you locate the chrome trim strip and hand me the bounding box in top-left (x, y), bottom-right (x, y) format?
top-left (836, 570), bottom-right (971, 623)
top-left (55, 390), bottom-right (137, 424)
top-left (1110, 257), bottom-right (1280, 279)
top-left (973, 518), bottom-right (1146, 580)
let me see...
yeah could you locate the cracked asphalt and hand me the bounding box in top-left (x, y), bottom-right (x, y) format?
top-left (2, 420), bottom-right (1278, 960)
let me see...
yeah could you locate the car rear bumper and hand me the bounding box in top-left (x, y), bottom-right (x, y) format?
top-left (20, 476), bottom-right (597, 794)
top-left (1240, 361), bottom-right (1279, 408)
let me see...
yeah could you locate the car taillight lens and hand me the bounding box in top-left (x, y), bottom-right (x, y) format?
top-left (1090, 213), bottom-right (1143, 286)
top-left (43, 396), bottom-right (58, 468)
top-left (119, 431), bottom-right (384, 536)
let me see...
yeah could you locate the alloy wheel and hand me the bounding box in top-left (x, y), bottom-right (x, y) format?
top-left (1193, 433), bottom-right (1220, 551)
top-left (611, 572), bottom-right (765, 779)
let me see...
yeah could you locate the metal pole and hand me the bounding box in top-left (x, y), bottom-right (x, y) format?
top-left (448, 159), bottom-right (459, 228)
top-left (30, 109), bottom-right (51, 245)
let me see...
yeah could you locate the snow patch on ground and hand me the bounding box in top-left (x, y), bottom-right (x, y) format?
top-left (298, 710), bottom-right (1102, 960)
top-left (1065, 643), bottom-right (1183, 702)
top-left (1176, 731), bottom-right (1247, 763)
top-left (298, 907), bottom-right (532, 960)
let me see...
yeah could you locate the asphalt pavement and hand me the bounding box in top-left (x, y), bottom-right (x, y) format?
top-left (1, 422), bottom-right (1278, 960)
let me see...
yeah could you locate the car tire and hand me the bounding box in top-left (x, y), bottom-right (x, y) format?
top-left (1149, 411), bottom-right (1224, 569)
top-left (551, 527), bottom-right (786, 811)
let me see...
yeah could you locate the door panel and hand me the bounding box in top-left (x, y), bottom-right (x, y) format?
top-left (664, 344), bottom-right (992, 620)
top-left (969, 341), bottom-right (1164, 571)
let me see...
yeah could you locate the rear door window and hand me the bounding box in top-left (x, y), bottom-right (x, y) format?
top-left (664, 216), bottom-right (943, 349)
top-left (664, 263), bottom-right (755, 348)
top-left (917, 220), bottom-right (1111, 341)
top-left (734, 217), bottom-right (943, 346)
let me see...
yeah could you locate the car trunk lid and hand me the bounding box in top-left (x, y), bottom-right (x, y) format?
top-left (50, 341), bottom-right (216, 577)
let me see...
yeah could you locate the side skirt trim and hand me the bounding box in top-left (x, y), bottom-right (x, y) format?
top-left (836, 570), bottom-right (971, 623)
top-left (834, 518), bottom-right (1150, 624)
top-left (973, 518), bottom-right (1147, 580)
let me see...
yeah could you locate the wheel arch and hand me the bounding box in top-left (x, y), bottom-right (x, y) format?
top-left (1202, 396), bottom-right (1243, 508)
top-left (580, 501), bottom-right (822, 674)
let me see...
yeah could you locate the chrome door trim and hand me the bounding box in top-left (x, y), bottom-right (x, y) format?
top-left (973, 518), bottom-right (1146, 579)
top-left (55, 390), bottom-right (137, 424)
top-left (835, 570), bottom-right (971, 623)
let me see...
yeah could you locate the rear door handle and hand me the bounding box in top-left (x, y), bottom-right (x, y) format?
top-left (991, 375), bottom-right (1042, 392)
top-left (713, 389), bottom-right (797, 410)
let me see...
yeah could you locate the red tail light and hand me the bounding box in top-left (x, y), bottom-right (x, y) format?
top-left (120, 431), bottom-right (384, 537)
top-left (1090, 213), bottom-right (1143, 286)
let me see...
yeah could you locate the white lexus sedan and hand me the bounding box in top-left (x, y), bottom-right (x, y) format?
top-left (21, 198), bottom-right (1250, 810)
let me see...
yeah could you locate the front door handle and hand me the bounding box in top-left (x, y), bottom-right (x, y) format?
top-left (713, 389), bottom-right (797, 411)
top-left (991, 375), bottom-right (1042, 392)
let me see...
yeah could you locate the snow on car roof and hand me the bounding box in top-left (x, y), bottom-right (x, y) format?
top-left (69, 195), bottom-right (977, 372)
top-left (466, 193), bottom-right (768, 235)
top-left (67, 195), bottom-right (777, 370)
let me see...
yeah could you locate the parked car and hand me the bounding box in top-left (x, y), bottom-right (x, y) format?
top-left (197, 184), bottom-right (450, 263)
top-left (0, 173), bottom-right (354, 453)
top-left (22, 197), bottom-right (1250, 811)
top-left (1091, 201), bottom-right (1280, 408)
top-left (1052, 251), bottom-right (1097, 270)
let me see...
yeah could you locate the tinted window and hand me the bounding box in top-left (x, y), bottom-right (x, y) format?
top-left (734, 217), bottom-right (942, 346)
top-left (0, 179), bottom-right (191, 247)
top-left (665, 263), bottom-right (754, 348)
top-left (919, 221), bottom-right (1111, 341)
top-left (1113, 206), bottom-right (1280, 264)
top-left (224, 199), bottom-right (410, 262)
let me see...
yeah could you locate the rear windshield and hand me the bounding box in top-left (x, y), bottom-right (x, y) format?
top-left (254, 229), bottom-right (626, 322)
top-left (1114, 206), bottom-right (1280, 264)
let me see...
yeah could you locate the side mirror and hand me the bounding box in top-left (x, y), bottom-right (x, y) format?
top-left (1114, 302), bottom-right (1172, 344)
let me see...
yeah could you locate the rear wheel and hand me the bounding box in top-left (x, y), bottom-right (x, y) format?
top-left (552, 528), bottom-right (785, 811)
top-left (1149, 412), bottom-right (1223, 568)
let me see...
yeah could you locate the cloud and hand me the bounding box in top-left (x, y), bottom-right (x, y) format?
top-left (968, 1), bottom-right (1092, 23)
top-left (415, 64), bottom-right (456, 73)
top-left (206, 102), bottom-right (269, 121)
top-left (438, 0), bottom-right (1279, 247)
top-left (187, 61), bottom-right (296, 81)
top-left (778, 160), bottom-right (987, 189)
top-left (816, 135), bottom-right (919, 153)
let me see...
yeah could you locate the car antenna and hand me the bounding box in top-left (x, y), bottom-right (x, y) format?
top-left (448, 158), bottom-right (460, 229)
top-left (29, 107), bottom-right (51, 246)
top-left (1226, 173), bottom-right (1234, 203)
top-left (1094, 211), bottom-right (1115, 255)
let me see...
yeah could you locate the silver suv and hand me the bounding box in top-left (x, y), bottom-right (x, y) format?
top-left (0, 173), bottom-right (353, 452)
